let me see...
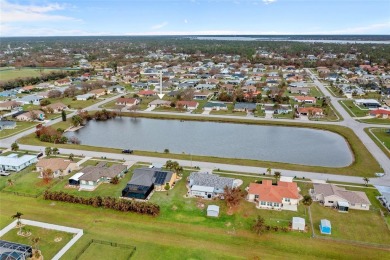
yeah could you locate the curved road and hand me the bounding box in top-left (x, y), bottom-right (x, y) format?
top-left (2, 76), bottom-right (389, 185)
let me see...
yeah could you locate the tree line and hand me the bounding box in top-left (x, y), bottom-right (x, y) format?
top-left (43, 191), bottom-right (160, 216)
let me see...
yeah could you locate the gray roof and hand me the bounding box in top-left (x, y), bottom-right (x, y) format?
top-left (128, 168), bottom-right (173, 186)
top-left (79, 164), bottom-right (127, 181)
top-left (204, 102), bottom-right (227, 108)
top-left (0, 121), bottom-right (16, 127)
top-left (189, 172), bottom-right (234, 190)
top-left (234, 102), bottom-right (257, 110)
top-left (313, 183), bottom-right (371, 205)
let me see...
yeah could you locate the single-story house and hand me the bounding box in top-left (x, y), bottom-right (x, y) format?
top-left (0, 101), bottom-right (22, 111)
top-left (310, 183), bottom-right (371, 211)
top-left (193, 91), bottom-right (212, 100)
top-left (292, 217), bottom-right (305, 231)
top-left (0, 154), bottom-right (38, 172)
top-left (79, 163), bottom-right (128, 191)
top-left (188, 172), bottom-right (236, 199)
top-left (369, 109), bottom-right (390, 118)
top-left (319, 219), bottom-right (331, 234)
top-left (16, 95), bottom-right (43, 105)
top-left (176, 101), bottom-right (199, 110)
top-left (207, 205), bottom-right (220, 217)
top-left (148, 99), bottom-right (171, 108)
top-left (116, 98), bottom-right (139, 107)
top-left (68, 172), bottom-right (84, 186)
top-left (288, 82), bottom-right (307, 88)
top-left (354, 99), bottom-right (381, 109)
top-left (293, 96), bottom-right (316, 104)
top-left (43, 102), bottom-right (68, 113)
top-left (15, 110), bottom-right (45, 121)
top-left (76, 94), bottom-right (94, 101)
top-left (203, 102), bottom-right (227, 111)
top-left (89, 88), bottom-right (108, 97)
top-left (54, 78), bottom-right (71, 86)
top-left (138, 90), bottom-right (156, 97)
top-left (0, 90), bottom-right (17, 97)
top-left (289, 87), bottom-right (311, 95)
top-left (0, 120), bottom-right (16, 130)
top-left (297, 107), bottom-right (324, 117)
top-left (36, 158), bottom-right (79, 178)
top-left (107, 85), bottom-right (125, 93)
top-left (233, 102), bottom-right (257, 112)
top-left (122, 168), bottom-right (176, 200)
top-left (247, 180), bottom-right (300, 211)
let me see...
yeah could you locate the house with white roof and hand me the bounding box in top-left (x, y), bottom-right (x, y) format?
top-left (0, 154), bottom-right (38, 172)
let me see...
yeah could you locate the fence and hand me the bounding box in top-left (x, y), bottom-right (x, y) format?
top-left (75, 239), bottom-right (136, 259)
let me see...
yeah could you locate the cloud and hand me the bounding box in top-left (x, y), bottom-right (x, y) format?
top-left (262, 0), bottom-right (277, 4)
top-left (151, 22), bottom-right (168, 30)
top-left (184, 19), bottom-right (188, 24)
top-left (0, 0), bottom-right (79, 22)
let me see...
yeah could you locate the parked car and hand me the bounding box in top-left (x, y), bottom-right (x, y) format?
top-left (37, 152), bottom-right (43, 158)
top-left (122, 149), bottom-right (133, 154)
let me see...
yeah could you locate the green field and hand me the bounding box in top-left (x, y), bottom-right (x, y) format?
top-left (78, 242), bottom-right (134, 260)
top-left (358, 118), bottom-right (390, 125)
top-left (0, 224), bottom-right (73, 259)
top-left (339, 100), bottom-right (370, 117)
top-left (364, 128), bottom-right (390, 159)
top-left (0, 175), bottom-right (389, 259)
top-left (0, 121), bottom-right (38, 139)
top-left (0, 68), bottom-right (71, 81)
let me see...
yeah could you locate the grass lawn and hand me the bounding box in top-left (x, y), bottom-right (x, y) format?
top-left (310, 186), bottom-right (390, 245)
top-left (48, 164), bottom-right (139, 198)
top-left (0, 166), bottom-right (36, 191)
top-left (364, 128), bottom-right (390, 159)
top-left (326, 86), bottom-right (345, 98)
top-left (0, 121), bottom-right (38, 139)
top-left (78, 242), bottom-right (134, 260)
top-left (45, 97), bottom-right (99, 110)
top-left (339, 100), bottom-right (369, 117)
top-left (2, 170), bottom-right (54, 197)
top-left (309, 86), bottom-right (324, 97)
top-left (0, 68), bottom-right (69, 81)
top-left (17, 113), bottom-right (381, 177)
top-left (0, 224), bottom-right (73, 259)
top-left (0, 180), bottom-right (389, 259)
top-left (358, 118), bottom-right (390, 125)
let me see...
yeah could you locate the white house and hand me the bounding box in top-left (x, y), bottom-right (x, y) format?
top-left (0, 154), bottom-right (38, 172)
top-left (76, 94), bottom-right (94, 101)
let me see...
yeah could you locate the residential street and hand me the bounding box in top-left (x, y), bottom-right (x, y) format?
top-left (1, 82), bottom-right (389, 186)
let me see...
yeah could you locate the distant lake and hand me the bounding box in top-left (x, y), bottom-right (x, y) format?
top-left (64, 118), bottom-right (353, 167)
top-left (193, 36), bottom-right (390, 44)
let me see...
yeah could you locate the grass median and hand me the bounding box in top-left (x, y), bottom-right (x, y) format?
top-left (17, 113), bottom-right (381, 177)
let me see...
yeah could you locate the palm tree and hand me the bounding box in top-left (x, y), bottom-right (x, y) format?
top-left (274, 171), bottom-right (281, 183)
top-left (302, 195), bottom-right (313, 207)
top-left (12, 212), bottom-right (23, 233)
top-left (266, 168), bottom-right (272, 175)
top-left (69, 153), bottom-right (74, 161)
top-left (7, 179), bottom-right (14, 186)
top-left (363, 177), bottom-right (369, 187)
top-left (11, 142), bottom-right (19, 151)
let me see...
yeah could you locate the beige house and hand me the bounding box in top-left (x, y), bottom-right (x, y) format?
top-left (89, 88), bottom-right (108, 97)
top-left (16, 110), bottom-right (45, 121)
top-left (43, 102), bottom-right (68, 113)
top-left (310, 183), bottom-right (371, 211)
top-left (36, 158), bottom-right (79, 178)
top-left (0, 101), bottom-right (22, 111)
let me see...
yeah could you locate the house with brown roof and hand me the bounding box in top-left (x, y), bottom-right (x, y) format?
top-left (115, 98), bottom-right (139, 107)
top-left (15, 110), bottom-right (45, 121)
top-left (0, 101), bottom-right (22, 111)
top-left (138, 90), bottom-right (156, 97)
top-left (89, 88), bottom-right (108, 97)
top-left (176, 101), bottom-right (199, 110)
top-left (54, 78), bottom-right (71, 86)
top-left (36, 158), bottom-right (79, 178)
top-left (310, 183), bottom-right (371, 211)
top-left (43, 102), bottom-right (68, 113)
top-left (148, 99), bottom-right (171, 108)
top-left (78, 163), bottom-right (128, 191)
top-left (297, 107), bottom-right (324, 118)
top-left (247, 180), bottom-right (300, 211)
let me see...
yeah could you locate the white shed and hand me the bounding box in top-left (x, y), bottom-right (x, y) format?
top-left (207, 205), bottom-right (220, 217)
top-left (292, 217), bottom-right (305, 231)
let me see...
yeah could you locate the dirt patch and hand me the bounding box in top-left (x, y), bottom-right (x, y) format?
top-left (54, 237), bottom-right (63, 242)
top-left (171, 205), bottom-right (178, 211)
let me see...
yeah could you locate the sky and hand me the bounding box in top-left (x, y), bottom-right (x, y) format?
top-left (1, 0), bottom-right (390, 36)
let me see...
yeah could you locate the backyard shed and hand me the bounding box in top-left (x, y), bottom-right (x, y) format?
top-left (292, 217), bottom-right (305, 231)
top-left (68, 172), bottom-right (84, 186)
top-left (207, 205), bottom-right (220, 217)
top-left (319, 219), bottom-right (331, 234)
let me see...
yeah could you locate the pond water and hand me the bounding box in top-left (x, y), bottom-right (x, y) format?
top-left (64, 118), bottom-right (353, 167)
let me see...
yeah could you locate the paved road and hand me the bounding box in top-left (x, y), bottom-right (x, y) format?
top-left (2, 83), bottom-right (389, 186)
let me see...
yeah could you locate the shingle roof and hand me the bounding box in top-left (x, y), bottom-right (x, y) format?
top-left (313, 183), bottom-right (371, 205)
top-left (189, 172), bottom-right (234, 190)
top-left (79, 164), bottom-right (127, 181)
top-left (36, 158), bottom-right (72, 172)
top-left (128, 168), bottom-right (173, 186)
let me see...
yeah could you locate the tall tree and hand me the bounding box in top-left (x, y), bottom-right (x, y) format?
top-left (363, 177), bottom-right (369, 187)
top-left (274, 171), bottom-right (281, 183)
top-left (42, 168), bottom-right (54, 184)
top-left (61, 110), bottom-right (66, 121)
top-left (11, 142), bottom-right (19, 151)
top-left (45, 147), bottom-right (52, 156)
top-left (223, 187), bottom-right (244, 210)
top-left (302, 195), bottom-right (313, 207)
